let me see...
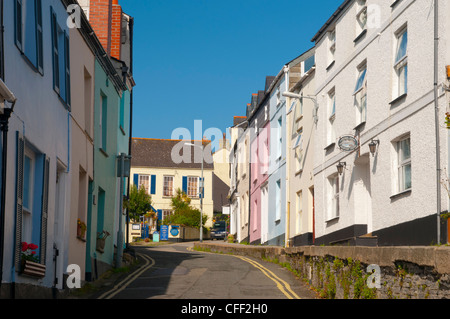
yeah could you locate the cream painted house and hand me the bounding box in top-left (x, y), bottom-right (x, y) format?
top-left (285, 47), bottom-right (316, 247)
top-left (130, 138), bottom-right (215, 230)
top-left (66, 16), bottom-right (95, 283)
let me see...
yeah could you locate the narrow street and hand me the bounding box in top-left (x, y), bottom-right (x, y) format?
top-left (94, 242), bottom-right (317, 300)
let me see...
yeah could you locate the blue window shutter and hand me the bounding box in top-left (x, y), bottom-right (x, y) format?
top-left (150, 175), bottom-right (156, 195)
top-left (15, 132), bottom-right (25, 268)
top-left (14, 0), bottom-right (23, 51)
top-left (182, 176), bottom-right (187, 194)
top-left (157, 210), bottom-right (162, 231)
top-left (200, 177), bottom-right (205, 199)
top-left (133, 174), bottom-right (139, 188)
top-left (40, 156), bottom-right (50, 264)
top-left (64, 32), bottom-right (71, 108)
top-left (35, 0), bottom-right (43, 73)
top-left (50, 7), bottom-right (59, 93)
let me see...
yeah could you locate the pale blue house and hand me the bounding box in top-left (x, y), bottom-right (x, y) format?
top-left (267, 66), bottom-right (288, 246)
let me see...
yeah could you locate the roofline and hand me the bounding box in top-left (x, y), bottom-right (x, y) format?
top-left (132, 137), bottom-right (212, 143)
top-left (246, 46), bottom-right (316, 123)
top-left (131, 165), bottom-right (214, 171)
top-left (310, 0), bottom-right (353, 43)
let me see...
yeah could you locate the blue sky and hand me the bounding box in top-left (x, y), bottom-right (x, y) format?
top-left (120, 0), bottom-right (341, 141)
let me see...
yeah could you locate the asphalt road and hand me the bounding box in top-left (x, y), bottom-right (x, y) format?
top-left (96, 242), bottom-right (317, 300)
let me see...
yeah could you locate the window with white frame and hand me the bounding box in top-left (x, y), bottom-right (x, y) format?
top-left (163, 176), bottom-right (174, 197)
top-left (327, 89), bottom-right (336, 145)
top-left (187, 176), bottom-right (199, 198)
top-left (328, 29), bottom-right (336, 66)
top-left (243, 138), bottom-right (248, 177)
top-left (296, 191), bottom-right (303, 235)
top-left (394, 27), bottom-right (408, 97)
top-left (396, 136), bottom-right (411, 192)
top-left (294, 93), bottom-right (303, 125)
top-left (276, 87), bottom-right (281, 106)
top-left (293, 129), bottom-right (304, 172)
top-left (275, 180), bottom-right (281, 221)
top-left (356, 0), bottom-right (367, 36)
top-left (138, 175), bottom-right (150, 194)
top-left (328, 174), bottom-right (340, 220)
top-left (354, 63), bottom-right (367, 124)
top-left (22, 151), bottom-right (35, 244)
top-left (277, 117), bottom-right (282, 159)
top-left (303, 55), bottom-right (315, 76)
top-left (162, 210), bottom-right (173, 222)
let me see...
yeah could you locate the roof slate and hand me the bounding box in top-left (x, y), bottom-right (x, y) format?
top-left (131, 138), bottom-right (214, 170)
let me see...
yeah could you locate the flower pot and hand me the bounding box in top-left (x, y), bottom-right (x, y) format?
top-left (77, 223), bottom-right (87, 241)
top-left (20, 260), bottom-right (46, 278)
top-left (96, 238), bottom-right (106, 253)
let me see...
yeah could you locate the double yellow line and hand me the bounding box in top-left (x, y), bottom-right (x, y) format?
top-left (235, 255), bottom-right (301, 300)
top-left (97, 253), bottom-right (156, 299)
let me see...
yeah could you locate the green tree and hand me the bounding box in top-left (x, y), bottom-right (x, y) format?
top-left (124, 184), bottom-right (154, 222)
top-left (163, 189), bottom-right (208, 228)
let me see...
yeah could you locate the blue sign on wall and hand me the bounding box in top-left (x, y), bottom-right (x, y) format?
top-left (160, 225), bottom-right (169, 241)
top-left (170, 226), bottom-right (180, 237)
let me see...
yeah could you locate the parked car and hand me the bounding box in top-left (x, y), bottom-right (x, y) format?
top-left (210, 221), bottom-right (227, 240)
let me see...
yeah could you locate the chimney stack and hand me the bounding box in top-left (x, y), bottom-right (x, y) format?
top-left (88, 0), bottom-right (123, 60)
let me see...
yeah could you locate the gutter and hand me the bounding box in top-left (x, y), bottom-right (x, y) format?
top-left (310, 0), bottom-right (352, 43)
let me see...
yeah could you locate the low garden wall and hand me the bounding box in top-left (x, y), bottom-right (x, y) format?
top-left (194, 242), bottom-right (450, 299)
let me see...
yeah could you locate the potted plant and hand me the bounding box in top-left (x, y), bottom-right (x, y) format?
top-left (96, 230), bottom-right (110, 253)
top-left (20, 242), bottom-right (46, 278)
top-left (77, 219), bottom-right (87, 240)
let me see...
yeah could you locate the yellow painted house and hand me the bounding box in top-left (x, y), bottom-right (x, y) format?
top-left (130, 138), bottom-right (215, 230)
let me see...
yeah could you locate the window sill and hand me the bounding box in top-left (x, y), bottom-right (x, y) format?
top-left (295, 115), bottom-right (303, 123)
top-left (326, 216), bottom-right (339, 223)
top-left (390, 189), bottom-right (411, 200)
top-left (120, 125), bottom-right (126, 136)
top-left (76, 236), bottom-right (87, 242)
top-left (389, 93), bottom-right (407, 106)
top-left (99, 148), bottom-right (109, 158)
top-left (391, 0), bottom-right (401, 9)
top-left (353, 121), bottom-right (366, 132)
top-left (324, 142), bottom-right (336, 151)
top-left (326, 60), bottom-right (335, 71)
top-left (353, 29), bottom-right (367, 44)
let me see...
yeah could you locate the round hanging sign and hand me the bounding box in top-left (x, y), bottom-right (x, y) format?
top-left (338, 135), bottom-right (359, 152)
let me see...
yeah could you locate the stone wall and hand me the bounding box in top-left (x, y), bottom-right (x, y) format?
top-left (194, 243), bottom-right (450, 299)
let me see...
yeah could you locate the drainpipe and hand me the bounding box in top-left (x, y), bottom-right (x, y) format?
top-left (434, 0), bottom-right (441, 245)
top-left (283, 65), bottom-right (291, 248)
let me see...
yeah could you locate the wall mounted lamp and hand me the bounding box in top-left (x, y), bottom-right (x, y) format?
top-left (369, 139), bottom-right (380, 157)
top-left (337, 162), bottom-right (346, 175)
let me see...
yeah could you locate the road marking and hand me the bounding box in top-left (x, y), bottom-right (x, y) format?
top-left (187, 245), bottom-right (301, 299)
top-left (236, 256), bottom-right (301, 300)
top-left (97, 253), bottom-right (156, 299)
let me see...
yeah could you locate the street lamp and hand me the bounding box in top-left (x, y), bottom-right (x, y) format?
top-left (0, 79), bottom-right (16, 291)
top-left (184, 142), bottom-right (204, 243)
top-left (282, 92), bottom-right (319, 123)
